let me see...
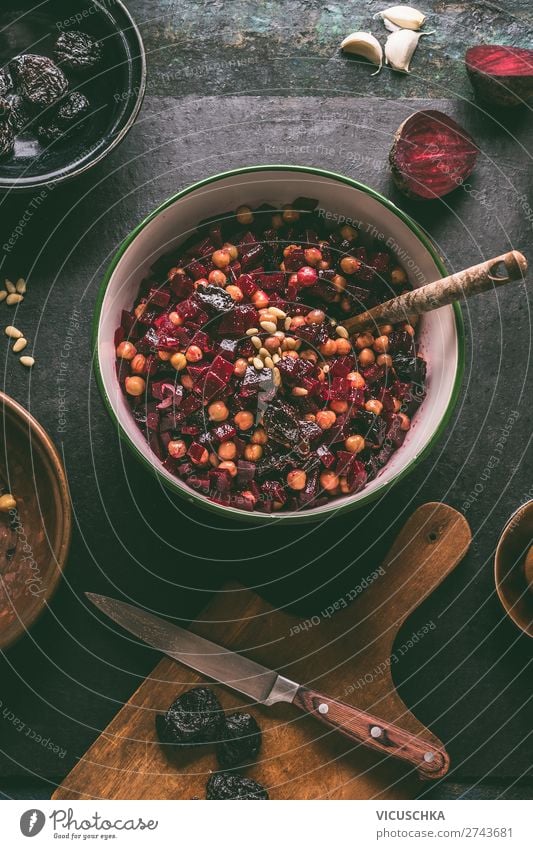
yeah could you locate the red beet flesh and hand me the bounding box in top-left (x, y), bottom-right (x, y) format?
top-left (115, 200), bottom-right (427, 513)
top-left (389, 110), bottom-right (478, 200)
top-left (466, 45), bottom-right (533, 107)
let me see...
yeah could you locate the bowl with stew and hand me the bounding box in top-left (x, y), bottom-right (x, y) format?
top-left (95, 166), bottom-right (464, 522)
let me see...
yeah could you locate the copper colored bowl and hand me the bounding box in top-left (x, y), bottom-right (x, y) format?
top-left (495, 500), bottom-right (533, 638)
top-left (0, 393), bottom-right (71, 650)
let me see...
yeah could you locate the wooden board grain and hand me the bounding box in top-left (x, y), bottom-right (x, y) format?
top-left (53, 503), bottom-right (471, 800)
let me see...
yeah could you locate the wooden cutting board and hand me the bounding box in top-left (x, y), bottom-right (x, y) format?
top-left (54, 502), bottom-right (471, 800)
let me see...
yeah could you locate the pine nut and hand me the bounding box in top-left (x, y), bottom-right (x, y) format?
top-left (292, 386), bottom-right (308, 397)
top-left (272, 353), bottom-right (281, 364)
top-left (5, 325), bottom-right (22, 339)
top-left (322, 364), bottom-right (330, 373)
top-left (284, 317), bottom-right (292, 331)
top-left (20, 356), bottom-right (35, 368)
top-left (253, 357), bottom-right (264, 370)
top-left (0, 291), bottom-right (6, 302)
top-left (264, 356), bottom-right (274, 369)
top-left (274, 330), bottom-right (285, 340)
top-left (246, 327), bottom-right (259, 336)
top-left (259, 347), bottom-right (269, 358)
top-left (273, 367), bottom-right (281, 386)
top-left (12, 337), bottom-right (27, 353)
top-left (260, 320), bottom-right (277, 334)
top-left (5, 279), bottom-right (15, 293)
top-left (285, 337), bottom-right (297, 350)
top-left (7, 294), bottom-right (23, 305)
top-left (251, 336), bottom-right (262, 349)
top-left (336, 325), bottom-right (349, 339)
top-left (16, 278), bottom-right (27, 294)
top-left (269, 307), bottom-right (286, 319)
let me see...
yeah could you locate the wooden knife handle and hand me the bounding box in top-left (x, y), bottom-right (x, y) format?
top-left (293, 686), bottom-right (449, 780)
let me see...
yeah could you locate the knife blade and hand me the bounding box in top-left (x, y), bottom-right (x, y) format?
top-left (86, 593), bottom-right (299, 706)
top-left (86, 592), bottom-right (450, 780)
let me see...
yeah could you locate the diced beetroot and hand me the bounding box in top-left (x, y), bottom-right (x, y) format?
top-left (240, 244), bottom-right (264, 271)
top-left (329, 355), bottom-right (356, 378)
top-left (180, 394), bottom-right (202, 417)
top-left (258, 272), bottom-right (286, 292)
top-left (121, 309), bottom-right (135, 336)
top-left (301, 376), bottom-right (321, 396)
top-left (261, 480), bottom-right (286, 505)
top-left (151, 380), bottom-right (175, 400)
top-left (148, 430), bottom-right (163, 459)
top-left (236, 460), bottom-right (256, 486)
top-left (215, 338), bottom-right (238, 361)
top-left (317, 444), bottom-right (336, 468)
top-left (156, 334), bottom-right (182, 351)
top-left (287, 275), bottom-right (298, 302)
top-left (300, 469), bottom-right (319, 504)
top-left (218, 304), bottom-right (258, 336)
top-left (209, 467), bottom-right (232, 492)
top-left (187, 259), bottom-right (209, 280)
top-left (346, 459), bottom-right (367, 493)
top-left (228, 261), bottom-right (242, 284)
top-left (210, 423), bottom-right (237, 443)
top-left (237, 230), bottom-right (257, 246)
top-left (209, 354), bottom-right (234, 383)
top-left (188, 474), bottom-right (210, 494)
top-left (391, 380), bottom-right (412, 401)
top-left (361, 364), bottom-right (386, 385)
top-left (168, 268), bottom-right (195, 299)
top-left (388, 330), bottom-right (414, 353)
top-left (370, 252), bottom-right (391, 273)
top-left (294, 322), bottom-right (329, 346)
top-left (208, 223), bottom-right (223, 248)
top-left (235, 273), bottom-right (257, 296)
top-left (175, 298), bottom-right (200, 321)
top-left (188, 363), bottom-right (210, 383)
top-left (277, 356), bottom-right (314, 385)
top-left (190, 330), bottom-right (211, 353)
top-left (146, 409), bottom-right (160, 430)
top-left (321, 379), bottom-right (364, 405)
top-left (188, 442), bottom-right (208, 464)
top-left (114, 325), bottom-right (125, 347)
top-left (148, 287), bottom-right (171, 308)
top-left (386, 415), bottom-right (407, 449)
top-left (162, 455), bottom-right (179, 475)
top-left (284, 246), bottom-right (306, 271)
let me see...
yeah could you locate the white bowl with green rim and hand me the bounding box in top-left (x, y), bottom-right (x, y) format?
top-left (94, 166), bottom-right (464, 522)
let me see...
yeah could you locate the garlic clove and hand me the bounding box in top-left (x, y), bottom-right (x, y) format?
top-left (340, 31), bottom-right (383, 74)
top-left (385, 29), bottom-right (431, 73)
top-left (376, 5), bottom-right (427, 31)
top-left (383, 18), bottom-right (401, 32)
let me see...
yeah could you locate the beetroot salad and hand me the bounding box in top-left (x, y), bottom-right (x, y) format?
top-left (114, 198), bottom-right (427, 513)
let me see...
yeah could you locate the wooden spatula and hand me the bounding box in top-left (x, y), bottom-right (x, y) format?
top-left (342, 250), bottom-right (527, 334)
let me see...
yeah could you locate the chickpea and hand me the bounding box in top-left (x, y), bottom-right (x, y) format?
top-left (134, 302), bottom-right (146, 319)
top-left (287, 469), bottom-right (306, 490)
top-left (0, 494), bottom-right (16, 512)
top-left (365, 399), bottom-right (384, 416)
top-left (219, 460), bottom-right (238, 477)
top-left (378, 324), bottom-right (394, 335)
top-left (355, 332), bottom-right (374, 350)
top-left (186, 345), bottom-right (203, 362)
top-left (398, 413), bottom-right (411, 431)
top-left (208, 269), bottom-right (227, 286)
top-left (195, 277), bottom-right (209, 288)
top-left (218, 441), bottom-right (237, 461)
top-left (377, 354), bottom-right (393, 368)
top-left (339, 476), bottom-right (350, 494)
top-left (340, 297), bottom-right (351, 313)
top-left (116, 340), bottom-right (137, 360)
top-left (170, 352), bottom-right (187, 371)
top-left (158, 351), bottom-right (172, 362)
top-left (212, 248), bottom-right (231, 269)
top-left (290, 316), bottom-right (306, 331)
top-left (358, 347), bottom-right (375, 367)
top-left (345, 434), bottom-right (365, 454)
top-left (317, 260), bottom-right (329, 271)
top-left (304, 247), bottom-right (322, 266)
top-left (181, 374), bottom-right (194, 390)
top-left (236, 205), bottom-right (254, 225)
top-left (131, 354), bottom-right (146, 374)
top-left (241, 489), bottom-right (257, 505)
top-left (223, 242), bottom-right (239, 261)
top-left (320, 339), bottom-right (337, 357)
top-left (191, 446), bottom-right (209, 466)
top-left (320, 471), bottom-right (339, 492)
top-left (230, 412), bottom-right (251, 433)
top-left (226, 285), bottom-right (244, 302)
top-left (264, 336), bottom-right (280, 354)
top-left (316, 410), bottom-right (336, 430)
top-left (283, 350), bottom-right (299, 360)
top-left (340, 224), bottom-right (358, 241)
top-left (125, 376), bottom-right (145, 396)
top-left (300, 350), bottom-right (318, 363)
top-left (209, 452), bottom-right (219, 467)
top-left (332, 273), bottom-right (347, 292)
top-left (340, 256), bottom-right (361, 275)
top-left (208, 401), bottom-right (229, 422)
top-left (335, 338), bottom-right (352, 356)
top-left (403, 323), bottom-right (416, 337)
top-left (392, 398), bottom-right (402, 413)
top-left (233, 357), bottom-right (248, 377)
top-left (244, 444), bottom-right (263, 462)
top-left (391, 266), bottom-right (407, 286)
top-left (169, 311), bottom-right (184, 326)
top-left (271, 213), bottom-right (284, 229)
top-left (168, 439), bottom-right (187, 459)
top-left (304, 413), bottom-right (316, 422)
top-left (251, 427), bottom-right (267, 445)
top-left (330, 400), bottom-right (348, 414)
top-left (251, 289), bottom-right (269, 309)
top-left (346, 371), bottom-right (365, 389)
top-left (373, 335), bottom-right (389, 353)
top-left (282, 204), bottom-right (300, 223)
top-left (279, 261), bottom-right (286, 272)
top-left (306, 309), bottom-right (326, 325)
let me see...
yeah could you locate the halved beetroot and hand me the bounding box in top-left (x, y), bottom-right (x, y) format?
top-left (389, 110), bottom-right (478, 199)
top-left (466, 45), bottom-right (533, 107)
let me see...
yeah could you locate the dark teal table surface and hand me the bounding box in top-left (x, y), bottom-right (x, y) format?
top-left (0, 0), bottom-right (532, 800)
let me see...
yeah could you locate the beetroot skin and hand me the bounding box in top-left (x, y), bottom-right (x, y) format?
top-left (389, 109), bottom-right (478, 200)
top-left (115, 199), bottom-right (426, 513)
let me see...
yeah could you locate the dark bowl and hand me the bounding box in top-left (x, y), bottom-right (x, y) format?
top-left (0, 0), bottom-right (146, 191)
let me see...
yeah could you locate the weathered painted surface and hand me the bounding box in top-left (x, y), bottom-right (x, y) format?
top-left (130, 0), bottom-right (533, 99)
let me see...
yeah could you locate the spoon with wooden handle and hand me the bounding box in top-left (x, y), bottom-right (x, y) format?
top-left (342, 250), bottom-right (527, 334)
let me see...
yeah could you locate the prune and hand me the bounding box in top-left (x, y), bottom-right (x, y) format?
top-left (0, 98), bottom-right (10, 118)
top-left (0, 68), bottom-right (12, 97)
top-left (206, 773), bottom-right (269, 800)
top-left (0, 120), bottom-right (14, 160)
top-left (216, 712), bottom-right (262, 770)
top-left (10, 54), bottom-right (68, 108)
top-left (6, 95), bottom-right (32, 133)
top-left (195, 283), bottom-right (234, 314)
top-left (156, 687), bottom-right (224, 747)
top-left (38, 92), bottom-right (90, 144)
top-left (54, 31), bottom-right (103, 73)
top-left (37, 122), bottom-right (64, 144)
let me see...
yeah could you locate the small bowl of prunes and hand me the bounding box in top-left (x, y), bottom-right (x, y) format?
top-left (0, 0), bottom-right (145, 190)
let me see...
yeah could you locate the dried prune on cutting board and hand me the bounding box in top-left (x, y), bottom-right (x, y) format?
top-left (10, 54), bottom-right (69, 109)
top-left (54, 31), bottom-right (103, 72)
top-left (216, 712), bottom-right (262, 770)
top-left (0, 120), bottom-right (15, 160)
top-left (156, 687), bottom-right (224, 747)
top-left (6, 95), bottom-right (32, 134)
top-left (0, 68), bottom-right (13, 97)
top-left (206, 773), bottom-right (269, 800)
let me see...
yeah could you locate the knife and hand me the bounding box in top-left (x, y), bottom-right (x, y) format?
top-left (86, 593), bottom-right (449, 780)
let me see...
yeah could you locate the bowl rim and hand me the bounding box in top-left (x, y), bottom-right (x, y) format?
top-left (494, 499), bottom-right (533, 638)
top-left (0, 391), bottom-right (72, 650)
top-left (93, 164), bottom-right (465, 523)
top-left (0, 0), bottom-right (147, 192)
